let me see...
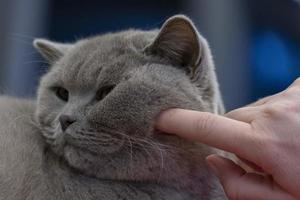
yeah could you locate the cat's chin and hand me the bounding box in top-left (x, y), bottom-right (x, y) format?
top-left (62, 145), bottom-right (97, 175)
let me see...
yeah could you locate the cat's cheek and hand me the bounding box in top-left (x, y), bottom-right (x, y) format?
top-left (98, 138), bottom-right (126, 154)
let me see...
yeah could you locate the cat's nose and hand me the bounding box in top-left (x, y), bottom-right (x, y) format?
top-left (59, 115), bottom-right (76, 132)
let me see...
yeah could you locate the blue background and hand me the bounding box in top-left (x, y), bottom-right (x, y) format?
top-left (1, 0), bottom-right (300, 110)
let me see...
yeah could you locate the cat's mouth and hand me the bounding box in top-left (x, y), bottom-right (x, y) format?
top-left (40, 122), bottom-right (189, 184)
top-left (40, 124), bottom-right (63, 143)
top-left (40, 119), bottom-right (179, 171)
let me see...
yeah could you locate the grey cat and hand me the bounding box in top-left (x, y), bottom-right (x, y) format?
top-left (0, 15), bottom-right (226, 200)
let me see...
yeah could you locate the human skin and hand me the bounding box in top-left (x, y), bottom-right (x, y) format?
top-left (156, 78), bottom-right (300, 200)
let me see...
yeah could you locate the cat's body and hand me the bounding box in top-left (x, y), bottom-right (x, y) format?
top-left (0, 15), bottom-right (226, 199)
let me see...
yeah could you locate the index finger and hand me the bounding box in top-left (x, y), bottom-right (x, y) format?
top-left (156, 109), bottom-right (259, 162)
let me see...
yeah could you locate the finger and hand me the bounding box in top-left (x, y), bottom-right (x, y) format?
top-left (225, 106), bottom-right (263, 123)
top-left (156, 109), bottom-right (261, 162)
top-left (206, 155), bottom-right (297, 200)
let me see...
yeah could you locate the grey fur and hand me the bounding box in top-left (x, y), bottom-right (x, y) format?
top-left (0, 15), bottom-right (226, 199)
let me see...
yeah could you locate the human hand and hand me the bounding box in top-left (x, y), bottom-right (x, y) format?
top-left (156, 79), bottom-right (300, 200)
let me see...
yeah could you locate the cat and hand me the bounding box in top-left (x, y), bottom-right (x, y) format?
top-left (0, 15), bottom-right (226, 200)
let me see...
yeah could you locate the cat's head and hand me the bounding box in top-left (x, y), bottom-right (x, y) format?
top-left (34, 15), bottom-right (223, 184)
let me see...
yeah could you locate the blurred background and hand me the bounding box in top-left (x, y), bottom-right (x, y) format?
top-left (1, 0), bottom-right (300, 110)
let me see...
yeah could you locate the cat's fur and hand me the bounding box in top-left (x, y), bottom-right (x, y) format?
top-left (0, 15), bottom-right (226, 199)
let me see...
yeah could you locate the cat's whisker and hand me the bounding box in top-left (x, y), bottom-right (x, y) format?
top-left (23, 51), bottom-right (42, 57)
top-left (10, 33), bottom-right (37, 40)
top-left (63, 124), bottom-right (179, 184)
top-left (112, 134), bottom-right (157, 163)
top-left (134, 142), bottom-right (155, 164)
top-left (7, 37), bottom-right (35, 46)
top-left (23, 60), bottom-right (50, 65)
top-left (72, 133), bottom-right (121, 146)
top-left (127, 137), bottom-right (134, 172)
top-left (143, 140), bottom-right (165, 179)
top-left (8, 114), bottom-right (32, 130)
top-left (134, 137), bottom-right (174, 154)
top-left (156, 144), bottom-right (164, 183)
top-left (131, 138), bottom-right (166, 180)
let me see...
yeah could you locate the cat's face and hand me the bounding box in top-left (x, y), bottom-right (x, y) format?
top-left (34, 15), bottom-right (222, 183)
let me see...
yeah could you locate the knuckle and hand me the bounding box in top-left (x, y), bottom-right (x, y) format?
top-left (263, 104), bottom-right (280, 117)
top-left (263, 102), bottom-right (292, 118)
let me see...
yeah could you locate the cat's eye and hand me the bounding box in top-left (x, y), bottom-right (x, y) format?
top-left (52, 87), bottom-right (69, 102)
top-left (95, 85), bottom-right (115, 101)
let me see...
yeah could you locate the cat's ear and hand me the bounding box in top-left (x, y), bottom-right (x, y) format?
top-left (33, 39), bottom-right (72, 64)
top-left (145, 15), bottom-right (202, 73)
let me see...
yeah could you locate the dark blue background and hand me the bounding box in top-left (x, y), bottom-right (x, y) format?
top-left (1, 0), bottom-right (300, 110)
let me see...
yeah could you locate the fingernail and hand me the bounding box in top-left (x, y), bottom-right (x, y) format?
top-left (154, 109), bottom-right (177, 131)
